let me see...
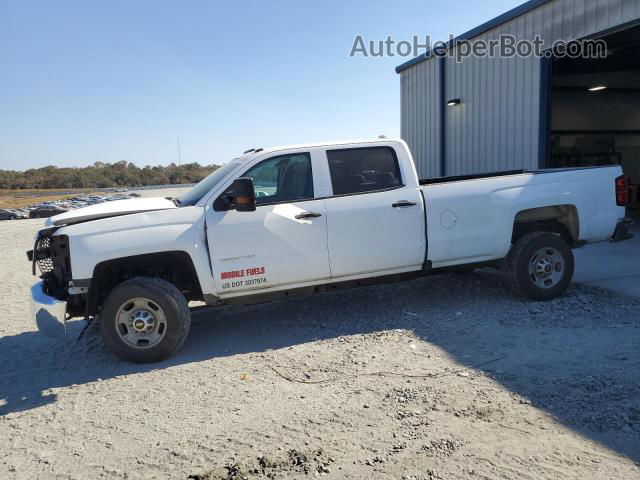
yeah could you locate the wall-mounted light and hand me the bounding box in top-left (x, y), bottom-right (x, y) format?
top-left (588, 85), bottom-right (607, 92)
top-left (447, 98), bottom-right (461, 106)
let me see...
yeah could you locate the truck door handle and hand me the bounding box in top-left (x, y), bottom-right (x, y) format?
top-left (295, 211), bottom-right (323, 219)
top-left (392, 200), bottom-right (417, 208)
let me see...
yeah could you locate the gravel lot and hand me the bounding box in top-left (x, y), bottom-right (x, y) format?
top-left (1, 214), bottom-right (639, 479)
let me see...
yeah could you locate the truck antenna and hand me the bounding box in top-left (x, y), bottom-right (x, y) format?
top-left (177, 137), bottom-right (183, 189)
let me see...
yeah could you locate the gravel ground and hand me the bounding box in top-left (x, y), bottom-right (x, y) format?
top-left (1, 216), bottom-right (639, 479)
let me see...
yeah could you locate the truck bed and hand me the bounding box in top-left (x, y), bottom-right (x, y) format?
top-left (419, 165), bottom-right (620, 186)
top-left (418, 164), bottom-right (624, 269)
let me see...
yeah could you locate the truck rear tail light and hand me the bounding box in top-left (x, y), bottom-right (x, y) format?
top-left (615, 175), bottom-right (629, 206)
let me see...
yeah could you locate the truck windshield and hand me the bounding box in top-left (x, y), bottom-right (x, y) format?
top-left (179, 162), bottom-right (239, 206)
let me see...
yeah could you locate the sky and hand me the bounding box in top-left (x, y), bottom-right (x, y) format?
top-left (0, 0), bottom-right (521, 171)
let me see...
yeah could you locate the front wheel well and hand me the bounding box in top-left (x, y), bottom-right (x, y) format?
top-left (87, 251), bottom-right (203, 316)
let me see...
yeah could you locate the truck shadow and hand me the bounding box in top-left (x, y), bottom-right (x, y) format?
top-left (1, 270), bottom-right (639, 463)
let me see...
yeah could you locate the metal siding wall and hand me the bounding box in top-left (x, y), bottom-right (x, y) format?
top-left (400, 58), bottom-right (441, 178)
top-left (400, 0), bottom-right (640, 177)
top-left (445, 12), bottom-right (543, 175)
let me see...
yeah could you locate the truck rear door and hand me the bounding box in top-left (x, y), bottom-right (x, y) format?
top-left (322, 144), bottom-right (426, 278)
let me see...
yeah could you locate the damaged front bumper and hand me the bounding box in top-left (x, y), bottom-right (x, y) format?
top-left (31, 281), bottom-right (67, 339)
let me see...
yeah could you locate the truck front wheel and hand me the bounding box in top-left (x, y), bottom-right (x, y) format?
top-left (507, 232), bottom-right (574, 301)
top-left (100, 277), bottom-right (191, 363)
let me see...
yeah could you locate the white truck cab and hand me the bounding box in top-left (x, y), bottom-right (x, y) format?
top-left (28, 139), bottom-right (633, 362)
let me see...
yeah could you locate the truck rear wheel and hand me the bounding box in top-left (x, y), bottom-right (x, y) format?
top-left (507, 232), bottom-right (574, 300)
top-left (100, 277), bottom-right (191, 363)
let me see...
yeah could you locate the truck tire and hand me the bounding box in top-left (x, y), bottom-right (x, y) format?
top-left (507, 232), bottom-right (574, 301)
top-left (100, 277), bottom-right (191, 363)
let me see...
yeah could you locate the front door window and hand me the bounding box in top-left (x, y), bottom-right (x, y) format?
top-left (242, 153), bottom-right (314, 205)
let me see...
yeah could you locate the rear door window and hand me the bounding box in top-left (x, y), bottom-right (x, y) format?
top-left (326, 147), bottom-right (402, 196)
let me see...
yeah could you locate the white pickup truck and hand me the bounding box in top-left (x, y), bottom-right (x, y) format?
top-left (28, 139), bottom-right (633, 362)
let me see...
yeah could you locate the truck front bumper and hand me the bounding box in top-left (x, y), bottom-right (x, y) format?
top-left (31, 281), bottom-right (67, 339)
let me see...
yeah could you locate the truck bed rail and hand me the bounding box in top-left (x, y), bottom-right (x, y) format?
top-left (419, 165), bottom-right (622, 186)
top-left (419, 170), bottom-right (526, 185)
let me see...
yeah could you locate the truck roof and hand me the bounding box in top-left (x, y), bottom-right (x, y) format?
top-left (236, 138), bottom-right (402, 162)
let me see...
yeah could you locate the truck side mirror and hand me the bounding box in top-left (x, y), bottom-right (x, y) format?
top-left (215, 177), bottom-right (256, 212)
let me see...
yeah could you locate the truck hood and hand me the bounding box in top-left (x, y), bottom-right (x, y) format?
top-left (45, 197), bottom-right (177, 227)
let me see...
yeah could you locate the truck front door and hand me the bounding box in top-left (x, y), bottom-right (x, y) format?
top-left (206, 151), bottom-right (331, 294)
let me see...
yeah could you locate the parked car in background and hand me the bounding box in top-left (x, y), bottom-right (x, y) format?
top-left (0, 192), bottom-right (142, 223)
top-left (29, 206), bottom-right (68, 218)
top-left (0, 209), bottom-right (20, 220)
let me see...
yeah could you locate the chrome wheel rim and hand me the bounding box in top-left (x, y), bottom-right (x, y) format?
top-left (115, 297), bottom-right (167, 349)
top-left (528, 247), bottom-right (565, 289)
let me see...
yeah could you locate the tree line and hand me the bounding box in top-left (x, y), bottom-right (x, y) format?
top-left (0, 161), bottom-right (220, 190)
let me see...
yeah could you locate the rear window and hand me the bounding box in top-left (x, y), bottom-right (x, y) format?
top-left (327, 147), bottom-right (402, 196)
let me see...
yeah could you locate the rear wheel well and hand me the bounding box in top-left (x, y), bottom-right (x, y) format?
top-left (88, 251), bottom-right (203, 316)
top-left (512, 205), bottom-right (579, 245)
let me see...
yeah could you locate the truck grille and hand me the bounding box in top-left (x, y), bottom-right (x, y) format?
top-left (30, 230), bottom-right (72, 300)
top-left (34, 236), bottom-right (54, 275)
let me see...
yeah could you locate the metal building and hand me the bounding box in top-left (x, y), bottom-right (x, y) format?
top-left (397, 0), bottom-right (640, 208)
